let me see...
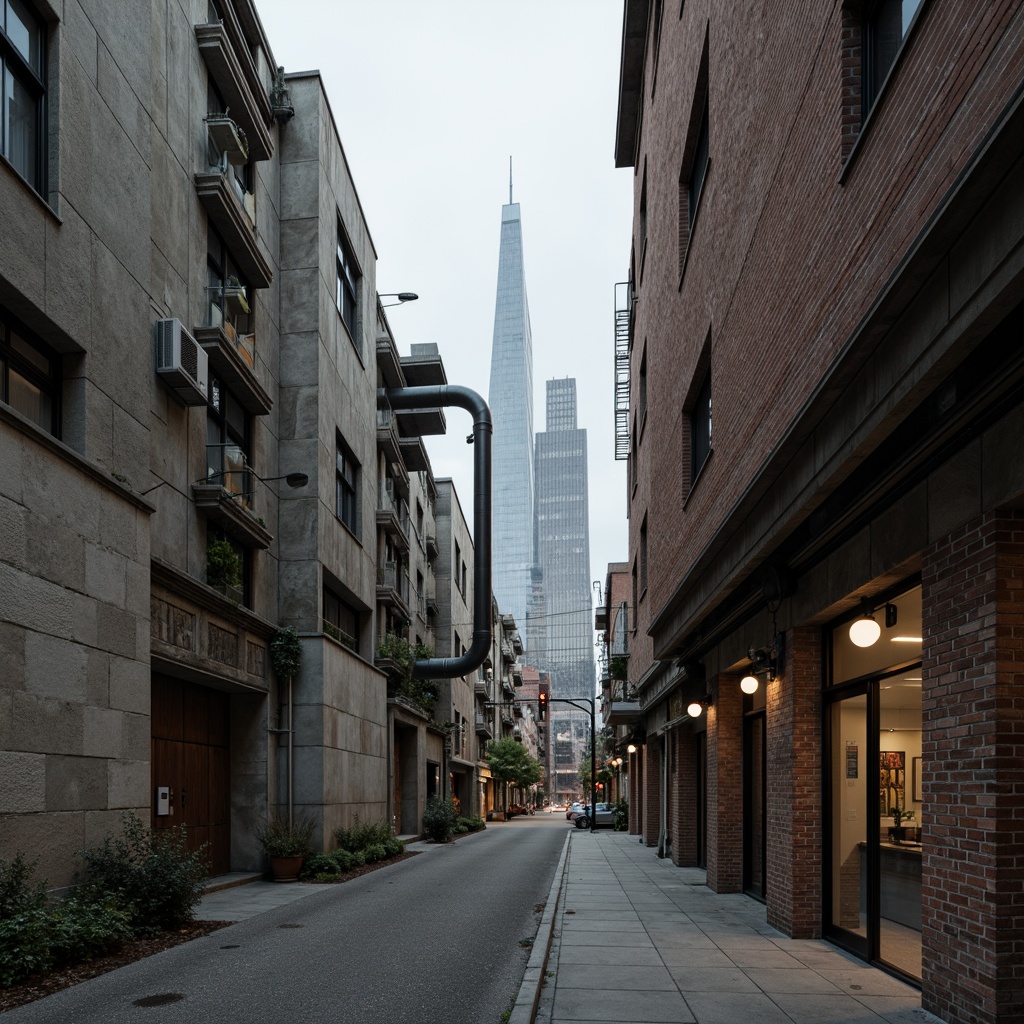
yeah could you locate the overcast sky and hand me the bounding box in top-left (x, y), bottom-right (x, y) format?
top-left (257, 0), bottom-right (634, 608)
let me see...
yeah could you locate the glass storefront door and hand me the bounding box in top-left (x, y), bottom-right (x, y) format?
top-left (743, 691), bottom-right (766, 900)
top-left (826, 585), bottom-right (922, 981)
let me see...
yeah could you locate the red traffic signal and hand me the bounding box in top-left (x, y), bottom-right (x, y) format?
top-left (538, 691), bottom-right (548, 720)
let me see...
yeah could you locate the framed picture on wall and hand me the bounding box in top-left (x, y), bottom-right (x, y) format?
top-left (912, 756), bottom-right (922, 803)
top-left (879, 750), bottom-right (906, 814)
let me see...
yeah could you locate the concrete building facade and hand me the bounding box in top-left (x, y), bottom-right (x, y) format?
top-left (614, 2), bottom-right (1024, 1022)
top-left (0, 0), bottom-right (446, 884)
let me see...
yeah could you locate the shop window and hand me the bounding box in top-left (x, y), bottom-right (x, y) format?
top-left (686, 366), bottom-right (712, 488)
top-left (1, 0), bottom-right (46, 193)
top-left (0, 308), bottom-right (59, 435)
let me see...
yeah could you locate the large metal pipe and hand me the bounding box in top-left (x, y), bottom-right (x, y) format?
top-left (377, 385), bottom-right (492, 680)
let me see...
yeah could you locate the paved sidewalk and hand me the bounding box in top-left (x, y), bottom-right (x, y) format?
top-left (529, 830), bottom-right (943, 1024)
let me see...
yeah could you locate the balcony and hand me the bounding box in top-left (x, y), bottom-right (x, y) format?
top-left (376, 331), bottom-right (404, 389)
top-left (376, 561), bottom-right (410, 615)
top-left (398, 435), bottom-right (431, 472)
top-left (474, 710), bottom-right (493, 738)
top-left (192, 444), bottom-right (272, 550)
top-left (376, 486), bottom-right (410, 549)
top-left (193, 168), bottom-right (272, 288)
top-left (400, 343), bottom-right (447, 387)
top-left (512, 664), bottom-right (524, 688)
top-left (376, 407), bottom-right (403, 468)
top-left (395, 406), bottom-right (446, 437)
top-left (501, 638), bottom-right (515, 664)
top-left (194, 21), bottom-right (272, 161)
top-left (425, 531), bottom-right (439, 560)
top-left (194, 288), bottom-right (271, 416)
top-left (425, 587), bottom-right (439, 617)
top-left (474, 678), bottom-right (488, 700)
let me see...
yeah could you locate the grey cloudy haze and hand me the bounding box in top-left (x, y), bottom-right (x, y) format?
top-left (256, 0), bottom-right (634, 606)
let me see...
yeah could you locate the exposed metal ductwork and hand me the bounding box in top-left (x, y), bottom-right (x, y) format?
top-left (377, 385), bottom-right (492, 679)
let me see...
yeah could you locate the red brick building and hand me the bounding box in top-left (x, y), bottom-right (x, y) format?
top-left (614, 2), bottom-right (1024, 1021)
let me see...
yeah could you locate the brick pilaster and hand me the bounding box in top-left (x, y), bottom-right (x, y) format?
top-left (766, 625), bottom-right (822, 938)
top-left (921, 510), bottom-right (1024, 1024)
top-left (642, 736), bottom-right (661, 848)
top-left (707, 676), bottom-right (743, 892)
top-left (629, 745), bottom-right (642, 835)
top-left (669, 724), bottom-right (698, 866)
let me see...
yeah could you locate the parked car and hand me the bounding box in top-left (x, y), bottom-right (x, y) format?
top-left (569, 802), bottom-right (614, 829)
top-left (566, 802), bottom-right (585, 820)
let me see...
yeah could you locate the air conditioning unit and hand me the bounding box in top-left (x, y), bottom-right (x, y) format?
top-left (154, 318), bottom-right (209, 406)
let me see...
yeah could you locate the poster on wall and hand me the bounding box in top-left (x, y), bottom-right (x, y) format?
top-left (846, 743), bottom-right (859, 779)
top-left (879, 750), bottom-right (906, 814)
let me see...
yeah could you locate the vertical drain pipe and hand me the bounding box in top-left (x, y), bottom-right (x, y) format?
top-left (378, 385), bottom-right (493, 679)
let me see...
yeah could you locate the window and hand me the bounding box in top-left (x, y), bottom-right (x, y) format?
top-left (323, 584), bottom-right (360, 652)
top-left (688, 98), bottom-right (709, 231)
top-left (336, 222), bottom-right (360, 345)
top-left (864, 0), bottom-right (923, 113)
top-left (689, 367), bottom-right (712, 484)
top-left (640, 516), bottom-right (648, 597)
top-left (206, 376), bottom-right (250, 500)
top-left (0, 308), bottom-right (58, 434)
top-left (638, 347), bottom-right (648, 431)
top-left (336, 435), bottom-right (359, 533)
top-left (1, 0), bottom-right (45, 192)
top-left (638, 169), bottom-right (648, 260)
top-left (631, 561), bottom-right (638, 631)
top-left (206, 232), bottom-right (251, 336)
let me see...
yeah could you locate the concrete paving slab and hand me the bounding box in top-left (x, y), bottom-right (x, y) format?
top-left (555, 945), bottom-right (664, 967)
top-left (551, 986), bottom-right (696, 1023)
top-left (555, 965), bottom-right (678, 991)
top-left (770, 992), bottom-right (891, 1023)
top-left (682, 990), bottom-right (794, 1024)
top-left (667, 965), bottom-right (761, 993)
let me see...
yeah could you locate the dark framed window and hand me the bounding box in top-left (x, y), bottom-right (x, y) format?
top-left (638, 347), bottom-right (648, 430)
top-left (336, 434), bottom-right (359, 532)
top-left (206, 376), bottom-right (250, 501)
top-left (688, 98), bottom-right (709, 231)
top-left (689, 367), bottom-right (712, 482)
top-left (206, 231), bottom-right (251, 335)
top-left (639, 516), bottom-right (648, 597)
top-left (323, 584), bottom-right (360, 652)
top-left (0, 307), bottom-right (59, 435)
top-left (864, 0), bottom-right (924, 114)
top-left (336, 222), bottom-right (360, 344)
top-left (0, 0), bottom-right (45, 193)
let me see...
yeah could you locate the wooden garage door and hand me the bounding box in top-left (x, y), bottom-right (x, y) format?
top-left (151, 676), bottom-right (231, 876)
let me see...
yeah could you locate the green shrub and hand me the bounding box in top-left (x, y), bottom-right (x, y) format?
top-left (458, 816), bottom-right (486, 833)
top-left (0, 854), bottom-right (51, 988)
top-left (256, 813), bottom-right (316, 859)
top-left (453, 822), bottom-right (469, 834)
top-left (78, 813), bottom-right (208, 936)
top-left (333, 817), bottom-right (393, 853)
top-left (351, 851), bottom-right (367, 868)
top-left (613, 799), bottom-right (629, 832)
top-left (46, 892), bottom-right (133, 967)
top-left (363, 843), bottom-right (387, 863)
top-left (332, 849), bottom-right (356, 872)
top-left (422, 796), bottom-right (457, 843)
top-left (384, 837), bottom-right (405, 857)
top-left (300, 853), bottom-right (338, 880)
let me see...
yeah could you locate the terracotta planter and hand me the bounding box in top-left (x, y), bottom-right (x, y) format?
top-left (269, 855), bottom-right (303, 882)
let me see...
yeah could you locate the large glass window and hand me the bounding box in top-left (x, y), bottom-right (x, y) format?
top-left (826, 584), bottom-right (922, 980)
top-left (0, 308), bottom-right (58, 434)
top-left (688, 98), bottom-right (709, 230)
top-left (1, 0), bottom-right (45, 191)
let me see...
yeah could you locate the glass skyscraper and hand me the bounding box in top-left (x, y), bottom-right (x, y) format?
top-left (488, 200), bottom-right (535, 636)
top-left (534, 378), bottom-right (594, 698)
top-left (534, 379), bottom-right (595, 799)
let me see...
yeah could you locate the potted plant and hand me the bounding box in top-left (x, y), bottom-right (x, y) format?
top-left (256, 813), bottom-right (315, 882)
top-left (889, 805), bottom-right (909, 844)
top-left (206, 539), bottom-right (242, 603)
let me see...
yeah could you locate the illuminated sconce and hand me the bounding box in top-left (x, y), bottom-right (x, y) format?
top-left (687, 694), bottom-right (713, 718)
top-left (849, 600), bottom-right (897, 648)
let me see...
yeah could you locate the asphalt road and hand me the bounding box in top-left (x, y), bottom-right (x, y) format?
top-left (5, 814), bottom-right (570, 1024)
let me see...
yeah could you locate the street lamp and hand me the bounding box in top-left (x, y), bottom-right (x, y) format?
top-left (378, 292), bottom-right (419, 308)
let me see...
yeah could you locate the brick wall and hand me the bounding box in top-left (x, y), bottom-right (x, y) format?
top-left (629, 745), bottom-right (642, 835)
top-left (921, 510), bottom-right (1024, 1024)
top-left (641, 736), bottom-right (661, 848)
top-left (669, 724), bottom-right (699, 866)
top-left (707, 677), bottom-right (743, 892)
top-left (766, 627), bottom-right (823, 938)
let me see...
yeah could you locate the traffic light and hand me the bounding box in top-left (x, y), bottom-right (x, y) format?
top-left (538, 690), bottom-right (548, 721)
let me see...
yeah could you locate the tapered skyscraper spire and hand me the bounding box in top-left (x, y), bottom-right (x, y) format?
top-left (488, 188), bottom-right (534, 637)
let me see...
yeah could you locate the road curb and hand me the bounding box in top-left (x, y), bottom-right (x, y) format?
top-left (508, 830), bottom-right (571, 1024)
